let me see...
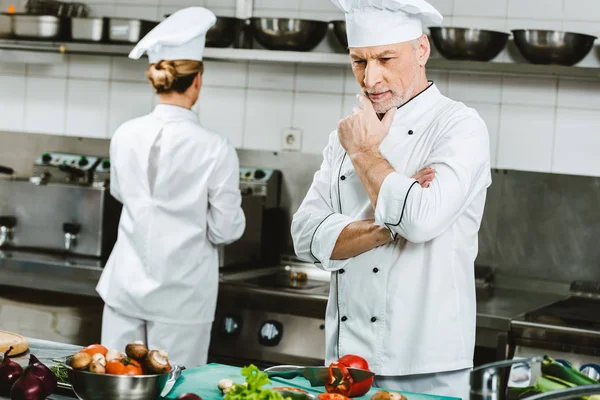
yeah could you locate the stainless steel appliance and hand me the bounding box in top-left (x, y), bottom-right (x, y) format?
top-left (0, 152), bottom-right (120, 259)
top-left (108, 18), bottom-right (158, 43)
top-left (209, 261), bottom-right (330, 368)
top-left (71, 17), bottom-right (106, 42)
top-left (218, 167), bottom-right (283, 269)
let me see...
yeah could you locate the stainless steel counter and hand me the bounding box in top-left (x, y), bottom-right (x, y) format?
top-left (0, 338), bottom-right (82, 400)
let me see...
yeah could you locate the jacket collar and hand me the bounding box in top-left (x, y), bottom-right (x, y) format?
top-left (152, 103), bottom-right (199, 123)
top-left (392, 81), bottom-right (442, 125)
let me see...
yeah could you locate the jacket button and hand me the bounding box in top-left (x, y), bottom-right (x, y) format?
top-left (371, 317), bottom-right (377, 323)
top-left (341, 316), bottom-right (348, 322)
top-left (339, 269), bottom-right (345, 274)
top-left (408, 130), bottom-right (414, 135)
top-left (340, 175), bottom-right (346, 181)
top-left (373, 268), bottom-right (379, 273)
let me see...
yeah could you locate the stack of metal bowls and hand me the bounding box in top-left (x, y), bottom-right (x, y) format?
top-left (249, 17), bottom-right (328, 51)
top-left (511, 29), bottom-right (597, 66)
top-left (429, 27), bottom-right (510, 62)
top-left (205, 16), bottom-right (246, 48)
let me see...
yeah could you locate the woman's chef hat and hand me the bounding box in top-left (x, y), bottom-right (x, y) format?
top-left (129, 7), bottom-right (216, 63)
top-left (330, 0), bottom-right (443, 48)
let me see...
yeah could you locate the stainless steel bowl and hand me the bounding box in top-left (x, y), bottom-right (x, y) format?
top-left (250, 17), bottom-right (328, 52)
top-left (429, 27), bottom-right (509, 62)
top-left (65, 356), bottom-right (172, 400)
top-left (512, 29), bottom-right (597, 66)
top-left (331, 20), bottom-right (347, 49)
top-left (206, 16), bottom-right (245, 48)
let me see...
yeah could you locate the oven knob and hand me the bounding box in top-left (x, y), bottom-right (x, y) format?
top-left (222, 316), bottom-right (242, 337)
top-left (254, 169), bottom-right (266, 180)
top-left (78, 156), bottom-right (89, 167)
top-left (258, 320), bottom-right (283, 347)
top-left (42, 153), bottom-right (52, 164)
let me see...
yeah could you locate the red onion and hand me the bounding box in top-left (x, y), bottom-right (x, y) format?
top-left (25, 355), bottom-right (56, 396)
top-left (0, 347), bottom-right (23, 396)
top-left (176, 394), bottom-right (203, 400)
top-left (10, 369), bottom-right (46, 400)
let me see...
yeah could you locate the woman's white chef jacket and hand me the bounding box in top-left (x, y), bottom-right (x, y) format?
top-left (97, 104), bottom-right (246, 325)
top-left (291, 83), bottom-right (492, 376)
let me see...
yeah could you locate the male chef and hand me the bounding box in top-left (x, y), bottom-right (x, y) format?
top-left (291, 0), bottom-right (492, 398)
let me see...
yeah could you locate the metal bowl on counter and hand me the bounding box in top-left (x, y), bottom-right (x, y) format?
top-left (64, 355), bottom-right (178, 400)
top-left (249, 17), bottom-right (328, 51)
top-left (429, 27), bottom-right (509, 62)
top-left (511, 29), bottom-right (597, 66)
top-left (331, 20), bottom-right (347, 49)
top-left (206, 16), bottom-right (245, 48)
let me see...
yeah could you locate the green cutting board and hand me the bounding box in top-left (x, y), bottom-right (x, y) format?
top-left (163, 364), bottom-right (459, 400)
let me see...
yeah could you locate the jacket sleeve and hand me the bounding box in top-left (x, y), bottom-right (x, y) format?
top-left (291, 132), bottom-right (355, 271)
top-left (374, 112), bottom-right (492, 244)
top-left (109, 135), bottom-right (122, 203)
top-left (206, 141), bottom-right (246, 246)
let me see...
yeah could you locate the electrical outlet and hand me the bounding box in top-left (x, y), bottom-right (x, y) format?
top-left (281, 128), bottom-right (302, 152)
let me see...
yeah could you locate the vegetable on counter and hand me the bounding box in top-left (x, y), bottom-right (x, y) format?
top-left (106, 357), bottom-right (143, 376)
top-left (370, 390), bottom-right (407, 400)
top-left (49, 362), bottom-right (68, 385)
top-left (319, 394), bottom-right (351, 400)
top-left (10, 354), bottom-right (57, 400)
top-left (0, 347), bottom-right (23, 396)
top-left (78, 344), bottom-right (108, 357)
top-left (144, 350), bottom-right (171, 374)
top-left (325, 355), bottom-right (374, 398)
top-left (221, 364), bottom-right (292, 400)
top-left (126, 341), bottom-right (149, 361)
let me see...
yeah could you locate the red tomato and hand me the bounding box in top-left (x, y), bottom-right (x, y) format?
top-left (319, 394), bottom-right (351, 400)
top-left (325, 354), bottom-right (374, 397)
top-left (106, 357), bottom-right (143, 376)
top-left (79, 344), bottom-right (108, 357)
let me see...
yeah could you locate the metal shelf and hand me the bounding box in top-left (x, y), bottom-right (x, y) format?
top-left (1, 38), bottom-right (600, 80)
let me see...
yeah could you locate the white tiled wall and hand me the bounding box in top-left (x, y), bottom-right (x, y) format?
top-left (1, 0), bottom-right (600, 176)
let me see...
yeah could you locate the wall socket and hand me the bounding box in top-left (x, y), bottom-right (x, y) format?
top-left (282, 128), bottom-right (302, 152)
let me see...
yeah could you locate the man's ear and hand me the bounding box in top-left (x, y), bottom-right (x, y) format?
top-left (418, 34), bottom-right (431, 67)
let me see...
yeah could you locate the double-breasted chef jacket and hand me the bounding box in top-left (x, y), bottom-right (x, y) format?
top-left (291, 82), bottom-right (492, 376)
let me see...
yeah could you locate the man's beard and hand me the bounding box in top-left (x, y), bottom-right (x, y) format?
top-left (364, 68), bottom-right (420, 114)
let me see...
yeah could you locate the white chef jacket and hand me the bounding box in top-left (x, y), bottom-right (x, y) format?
top-left (97, 104), bottom-right (246, 325)
top-left (291, 83), bottom-right (491, 376)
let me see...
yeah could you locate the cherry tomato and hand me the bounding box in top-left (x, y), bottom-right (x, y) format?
top-left (319, 394), bottom-right (351, 400)
top-left (79, 344), bottom-right (108, 357)
top-left (325, 354), bottom-right (374, 397)
top-left (106, 357), bottom-right (143, 376)
top-left (273, 387), bottom-right (309, 394)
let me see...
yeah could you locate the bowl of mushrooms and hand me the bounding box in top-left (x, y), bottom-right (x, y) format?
top-left (65, 341), bottom-right (178, 400)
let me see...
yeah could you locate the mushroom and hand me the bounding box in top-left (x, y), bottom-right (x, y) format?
top-left (389, 393), bottom-right (407, 400)
top-left (126, 341), bottom-right (149, 361)
top-left (89, 361), bottom-right (106, 374)
top-left (371, 391), bottom-right (392, 400)
top-left (218, 378), bottom-right (235, 393)
top-left (106, 349), bottom-right (122, 362)
top-left (144, 350), bottom-right (171, 374)
top-left (71, 353), bottom-right (92, 370)
top-left (92, 353), bottom-right (106, 367)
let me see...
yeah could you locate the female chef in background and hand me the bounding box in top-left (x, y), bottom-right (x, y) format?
top-left (96, 7), bottom-right (246, 368)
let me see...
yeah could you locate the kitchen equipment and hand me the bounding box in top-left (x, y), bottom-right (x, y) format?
top-left (209, 262), bottom-right (330, 368)
top-left (0, 152), bottom-right (121, 258)
top-left (331, 20), bottom-right (347, 48)
top-left (159, 365), bottom-right (184, 397)
top-left (265, 365), bottom-right (375, 387)
top-left (429, 27), bottom-right (509, 62)
top-left (12, 14), bottom-right (63, 39)
top-left (0, 13), bottom-right (12, 38)
top-left (470, 356), bottom-right (543, 400)
top-left (25, 0), bottom-right (89, 18)
top-left (65, 355), bottom-right (176, 400)
top-left (206, 16), bottom-right (245, 48)
top-left (108, 18), bottom-right (158, 43)
top-left (511, 29), bottom-right (597, 66)
top-left (249, 17), bottom-right (328, 52)
top-left (71, 17), bottom-right (106, 42)
top-left (0, 330), bottom-right (29, 355)
top-left (218, 167), bottom-right (283, 268)
top-left (523, 384), bottom-right (600, 400)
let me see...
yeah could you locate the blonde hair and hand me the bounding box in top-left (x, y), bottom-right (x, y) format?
top-left (146, 60), bottom-right (204, 94)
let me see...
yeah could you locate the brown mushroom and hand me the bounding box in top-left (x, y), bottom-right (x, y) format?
top-left (144, 350), bottom-right (171, 374)
top-left (71, 353), bottom-right (92, 370)
top-left (125, 341), bottom-right (149, 361)
top-left (389, 393), bottom-right (407, 400)
top-left (89, 361), bottom-right (106, 374)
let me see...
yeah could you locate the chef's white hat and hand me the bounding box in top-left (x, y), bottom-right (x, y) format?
top-left (330, 0), bottom-right (443, 48)
top-left (129, 7), bottom-right (217, 63)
